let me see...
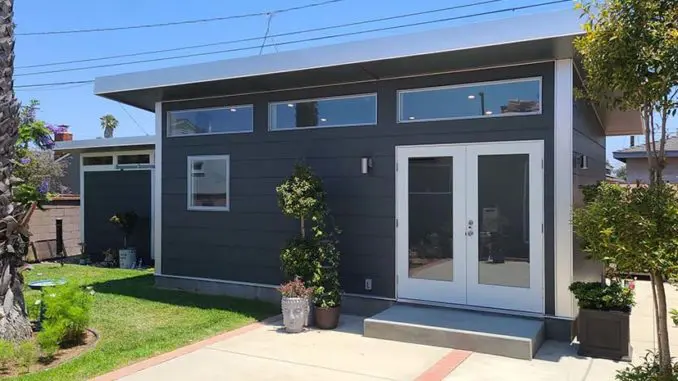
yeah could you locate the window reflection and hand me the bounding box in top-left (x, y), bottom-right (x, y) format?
top-left (270, 94), bottom-right (377, 130)
top-left (399, 78), bottom-right (541, 122)
top-left (168, 106), bottom-right (253, 136)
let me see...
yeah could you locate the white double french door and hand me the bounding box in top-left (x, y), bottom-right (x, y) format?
top-left (395, 140), bottom-right (544, 313)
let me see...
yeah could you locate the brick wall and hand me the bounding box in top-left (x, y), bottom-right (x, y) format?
top-left (28, 196), bottom-right (80, 261)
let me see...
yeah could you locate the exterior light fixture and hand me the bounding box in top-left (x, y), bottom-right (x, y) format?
top-left (579, 155), bottom-right (589, 170)
top-left (361, 157), bottom-right (373, 174)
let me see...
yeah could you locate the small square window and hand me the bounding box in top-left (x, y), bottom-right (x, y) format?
top-left (187, 155), bottom-right (229, 211)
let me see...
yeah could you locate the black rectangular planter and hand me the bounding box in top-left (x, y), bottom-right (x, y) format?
top-left (577, 308), bottom-right (630, 360)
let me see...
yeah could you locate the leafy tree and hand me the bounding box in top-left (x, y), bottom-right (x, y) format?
top-left (614, 164), bottom-right (627, 180)
top-left (575, 0), bottom-right (678, 377)
top-left (100, 114), bottom-right (118, 138)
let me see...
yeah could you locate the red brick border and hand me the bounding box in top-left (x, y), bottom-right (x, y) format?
top-left (415, 350), bottom-right (472, 381)
top-left (92, 315), bottom-right (281, 381)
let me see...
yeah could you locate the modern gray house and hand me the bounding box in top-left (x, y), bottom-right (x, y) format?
top-left (90, 9), bottom-right (641, 358)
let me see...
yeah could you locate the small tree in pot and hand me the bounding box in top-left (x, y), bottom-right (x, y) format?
top-left (276, 164), bottom-right (326, 326)
top-left (109, 211), bottom-right (138, 269)
top-left (314, 238), bottom-right (341, 329)
top-left (279, 277), bottom-right (314, 333)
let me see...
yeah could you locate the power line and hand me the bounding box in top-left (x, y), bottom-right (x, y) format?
top-left (15, 80), bottom-right (93, 89)
top-left (16, 0), bottom-right (568, 78)
top-left (16, 0), bottom-right (502, 70)
top-left (259, 14), bottom-right (275, 55)
top-left (14, 83), bottom-right (90, 92)
top-left (118, 103), bottom-right (149, 135)
top-left (16, 0), bottom-right (344, 36)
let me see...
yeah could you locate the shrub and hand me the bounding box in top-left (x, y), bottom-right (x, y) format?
top-left (280, 237), bottom-right (319, 282)
top-left (0, 340), bottom-right (14, 369)
top-left (279, 277), bottom-right (314, 299)
top-left (37, 283), bottom-right (92, 354)
top-left (314, 239), bottom-right (341, 308)
top-left (15, 341), bottom-right (38, 374)
top-left (569, 281), bottom-right (635, 313)
top-left (617, 352), bottom-right (678, 381)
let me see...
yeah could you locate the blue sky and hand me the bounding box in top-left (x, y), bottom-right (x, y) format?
top-left (13, 0), bottom-right (673, 167)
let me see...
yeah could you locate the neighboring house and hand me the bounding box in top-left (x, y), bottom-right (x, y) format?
top-left (88, 9), bottom-right (641, 356)
top-left (613, 136), bottom-right (678, 183)
top-left (55, 136), bottom-right (156, 264)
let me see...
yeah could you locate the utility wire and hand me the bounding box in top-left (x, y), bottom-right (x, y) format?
top-left (15, 0), bottom-right (568, 78)
top-left (118, 103), bottom-right (149, 135)
top-left (15, 80), bottom-right (93, 88)
top-left (259, 13), bottom-right (275, 55)
top-left (17, 0), bottom-right (344, 36)
top-left (16, 0), bottom-right (502, 70)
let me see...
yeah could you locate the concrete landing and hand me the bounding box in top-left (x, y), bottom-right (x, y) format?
top-left (364, 304), bottom-right (545, 360)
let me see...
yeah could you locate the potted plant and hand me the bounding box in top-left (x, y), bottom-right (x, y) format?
top-left (279, 277), bottom-right (313, 333)
top-left (314, 239), bottom-right (342, 329)
top-left (569, 281), bottom-right (635, 360)
top-left (276, 164), bottom-right (326, 327)
top-left (109, 211), bottom-right (138, 269)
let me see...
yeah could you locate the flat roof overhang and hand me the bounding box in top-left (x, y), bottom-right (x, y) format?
top-left (94, 8), bottom-right (642, 136)
top-left (54, 135), bottom-right (155, 154)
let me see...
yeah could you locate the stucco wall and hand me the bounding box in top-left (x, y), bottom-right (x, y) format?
top-left (29, 197), bottom-right (80, 261)
top-left (625, 157), bottom-right (678, 183)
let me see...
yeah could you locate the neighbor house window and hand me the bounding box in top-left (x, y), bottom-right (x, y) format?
top-left (398, 78), bottom-right (541, 122)
top-left (168, 105), bottom-right (253, 137)
top-left (187, 155), bottom-right (230, 211)
top-left (82, 156), bottom-right (113, 166)
top-left (118, 154), bottom-right (151, 165)
top-left (269, 94), bottom-right (377, 130)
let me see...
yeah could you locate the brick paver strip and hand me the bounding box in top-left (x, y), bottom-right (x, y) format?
top-left (415, 349), bottom-right (472, 381)
top-left (92, 315), bottom-right (281, 381)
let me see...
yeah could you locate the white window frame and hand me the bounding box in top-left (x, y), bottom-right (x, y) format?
top-left (268, 93), bottom-right (378, 131)
top-left (397, 77), bottom-right (542, 123)
top-left (186, 155), bottom-right (230, 212)
top-left (167, 105), bottom-right (254, 137)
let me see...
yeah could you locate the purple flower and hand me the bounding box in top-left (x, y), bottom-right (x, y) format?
top-left (46, 124), bottom-right (68, 134)
top-left (20, 157), bottom-right (30, 165)
top-left (38, 180), bottom-right (49, 195)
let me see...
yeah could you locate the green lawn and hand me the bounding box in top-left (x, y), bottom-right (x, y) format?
top-left (13, 264), bottom-right (277, 381)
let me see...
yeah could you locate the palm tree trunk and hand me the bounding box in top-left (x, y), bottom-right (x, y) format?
top-left (0, 0), bottom-right (32, 342)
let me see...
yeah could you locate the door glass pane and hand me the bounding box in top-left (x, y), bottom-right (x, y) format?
top-left (477, 154), bottom-right (530, 288)
top-left (408, 157), bottom-right (454, 282)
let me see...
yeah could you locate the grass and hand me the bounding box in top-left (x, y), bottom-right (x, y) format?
top-left (12, 264), bottom-right (277, 381)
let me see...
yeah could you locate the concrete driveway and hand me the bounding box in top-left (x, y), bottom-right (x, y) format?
top-left (95, 280), bottom-right (678, 381)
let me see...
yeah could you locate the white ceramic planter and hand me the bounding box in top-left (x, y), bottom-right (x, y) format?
top-left (119, 248), bottom-right (137, 269)
top-left (281, 297), bottom-right (309, 333)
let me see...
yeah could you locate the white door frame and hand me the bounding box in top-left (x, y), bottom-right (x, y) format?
top-left (395, 145), bottom-right (468, 304)
top-left (395, 140), bottom-right (545, 314)
top-left (465, 141), bottom-right (544, 313)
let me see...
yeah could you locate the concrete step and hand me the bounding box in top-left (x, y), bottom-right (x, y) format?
top-left (364, 304), bottom-right (545, 360)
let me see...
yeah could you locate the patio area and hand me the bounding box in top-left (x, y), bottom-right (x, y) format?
top-left (98, 280), bottom-right (678, 381)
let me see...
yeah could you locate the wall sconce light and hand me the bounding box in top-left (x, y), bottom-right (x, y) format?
top-left (578, 154), bottom-right (589, 170)
top-left (361, 157), bottom-right (373, 174)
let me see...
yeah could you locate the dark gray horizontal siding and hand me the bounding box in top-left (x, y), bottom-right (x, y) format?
top-left (161, 62), bottom-right (555, 302)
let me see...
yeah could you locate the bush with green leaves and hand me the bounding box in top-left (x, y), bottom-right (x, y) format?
top-left (314, 239), bottom-right (341, 308)
top-left (15, 340), bottom-right (37, 374)
top-left (616, 352), bottom-right (678, 381)
top-left (37, 283), bottom-right (93, 354)
top-left (0, 340), bottom-right (14, 369)
top-left (569, 281), bottom-right (635, 313)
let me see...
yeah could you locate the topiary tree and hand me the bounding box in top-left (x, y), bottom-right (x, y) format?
top-left (276, 164), bottom-right (326, 282)
top-left (575, 1), bottom-right (678, 377)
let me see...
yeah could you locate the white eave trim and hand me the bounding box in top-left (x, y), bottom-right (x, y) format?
top-left (94, 9), bottom-right (583, 95)
top-left (54, 135), bottom-right (155, 151)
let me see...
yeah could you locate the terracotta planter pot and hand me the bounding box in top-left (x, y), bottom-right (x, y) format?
top-left (314, 306), bottom-right (340, 329)
top-left (577, 308), bottom-right (630, 360)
